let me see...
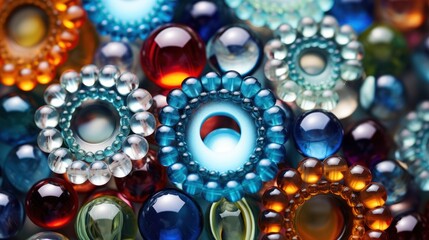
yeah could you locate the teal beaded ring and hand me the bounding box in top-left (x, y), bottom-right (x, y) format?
top-left (35, 64), bottom-right (155, 186)
top-left (265, 16), bottom-right (364, 111)
top-left (156, 71), bottom-right (288, 202)
top-left (396, 101), bottom-right (429, 191)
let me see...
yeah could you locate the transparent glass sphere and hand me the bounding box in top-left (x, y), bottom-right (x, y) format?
top-left (95, 41), bottom-right (134, 72)
top-left (127, 89), bottom-right (153, 113)
top-left (89, 161), bottom-right (112, 186)
top-left (48, 148), bottom-right (73, 174)
top-left (116, 72), bottom-right (139, 96)
top-left (44, 84), bottom-right (66, 107)
top-left (37, 128), bottom-right (63, 153)
top-left (80, 64), bottom-right (99, 87)
top-left (108, 153), bottom-right (132, 178)
top-left (67, 160), bottom-right (89, 184)
top-left (122, 134), bottom-right (149, 160)
top-left (99, 65), bottom-right (120, 88)
top-left (34, 105), bottom-right (59, 129)
top-left (130, 112), bottom-right (156, 136)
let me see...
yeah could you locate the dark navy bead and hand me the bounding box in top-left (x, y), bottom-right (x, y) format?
top-left (329, 0), bottom-right (374, 33)
top-left (0, 191), bottom-right (25, 239)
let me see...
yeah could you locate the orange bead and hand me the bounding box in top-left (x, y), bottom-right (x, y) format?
top-left (262, 187), bottom-right (288, 212)
top-left (360, 183), bottom-right (387, 209)
top-left (62, 5), bottom-right (85, 29)
top-left (259, 210), bottom-right (283, 234)
top-left (54, 0), bottom-right (77, 12)
top-left (57, 29), bottom-right (79, 50)
top-left (376, 0), bottom-right (425, 31)
top-left (323, 156), bottom-right (348, 182)
top-left (36, 61), bottom-right (55, 84)
top-left (345, 165), bottom-right (372, 191)
top-left (48, 45), bottom-right (67, 66)
top-left (363, 230), bottom-right (388, 240)
top-left (276, 168), bottom-right (302, 195)
top-left (365, 206), bottom-right (392, 231)
top-left (17, 68), bottom-right (36, 91)
top-left (0, 63), bottom-right (17, 86)
top-left (297, 158), bottom-right (323, 184)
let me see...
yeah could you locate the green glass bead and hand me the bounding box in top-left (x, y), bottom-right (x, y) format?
top-left (209, 198), bottom-right (255, 240)
top-left (75, 196), bottom-right (137, 240)
top-left (359, 23), bottom-right (408, 76)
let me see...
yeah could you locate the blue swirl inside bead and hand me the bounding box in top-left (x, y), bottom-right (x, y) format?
top-left (372, 160), bottom-right (409, 205)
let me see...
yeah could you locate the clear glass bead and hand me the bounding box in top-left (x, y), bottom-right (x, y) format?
top-left (276, 80), bottom-right (299, 102)
top-left (335, 25), bottom-right (356, 45)
top-left (264, 59), bottom-right (289, 82)
top-left (108, 153), bottom-right (132, 178)
top-left (122, 134), bottom-right (149, 160)
top-left (44, 84), bottom-right (66, 107)
top-left (89, 161), bottom-right (112, 186)
top-left (341, 41), bottom-right (364, 60)
top-left (60, 70), bottom-right (81, 93)
top-left (67, 160), bottom-right (89, 184)
top-left (116, 72), bottom-right (139, 95)
top-left (37, 128), bottom-right (63, 153)
top-left (80, 64), bottom-right (99, 87)
top-left (99, 65), bottom-right (120, 88)
top-left (130, 112), bottom-right (156, 136)
top-left (264, 39), bottom-right (287, 60)
top-left (48, 148), bottom-right (73, 174)
top-left (320, 16), bottom-right (339, 39)
top-left (298, 17), bottom-right (318, 38)
top-left (127, 89), bottom-right (153, 112)
top-left (341, 60), bottom-right (363, 81)
top-left (34, 105), bottom-right (59, 129)
top-left (275, 23), bottom-right (296, 45)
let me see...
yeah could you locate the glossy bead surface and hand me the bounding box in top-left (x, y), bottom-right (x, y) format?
top-left (76, 196), bottom-right (137, 240)
top-left (138, 189), bottom-right (203, 240)
top-left (376, 0), bottom-right (425, 31)
top-left (345, 165), bottom-right (372, 191)
top-left (365, 206), bottom-right (392, 231)
top-left (343, 120), bottom-right (391, 167)
top-left (329, 0), bottom-right (373, 33)
top-left (276, 168), bottom-right (302, 195)
top-left (27, 232), bottom-right (69, 240)
top-left (297, 158), bottom-right (323, 184)
top-left (262, 187), bottom-right (288, 213)
top-left (95, 42), bottom-right (134, 72)
top-left (259, 210), bottom-right (283, 234)
top-left (207, 25), bottom-right (261, 75)
top-left (293, 110), bottom-right (343, 159)
top-left (140, 24), bottom-right (206, 89)
top-left (322, 156), bottom-right (348, 182)
top-left (372, 160), bottom-right (409, 205)
top-left (360, 183), bottom-right (387, 209)
top-left (25, 178), bottom-right (78, 229)
top-left (387, 213), bottom-right (427, 239)
top-left (0, 191), bottom-right (25, 239)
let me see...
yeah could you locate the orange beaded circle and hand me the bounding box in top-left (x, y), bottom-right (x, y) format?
top-left (0, 0), bottom-right (85, 91)
top-left (260, 156), bottom-right (392, 240)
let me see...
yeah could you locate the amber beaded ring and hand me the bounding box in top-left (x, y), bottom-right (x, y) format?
top-left (260, 156), bottom-right (392, 239)
top-left (0, 0), bottom-right (85, 91)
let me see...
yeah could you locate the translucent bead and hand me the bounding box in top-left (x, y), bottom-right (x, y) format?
top-left (182, 78), bottom-right (203, 98)
top-left (259, 210), bottom-right (283, 234)
top-left (320, 16), bottom-right (339, 39)
top-left (263, 106), bottom-right (286, 127)
top-left (345, 165), bottom-right (372, 191)
top-left (158, 146), bottom-right (179, 167)
top-left (89, 161), bottom-right (111, 186)
top-left (95, 42), bottom-right (133, 72)
top-left (298, 17), bottom-right (318, 37)
top-left (276, 168), bottom-right (302, 195)
top-left (335, 25), bottom-right (356, 45)
top-left (372, 160), bottom-right (409, 204)
top-left (297, 158), bottom-right (323, 184)
top-left (44, 84), bottom-right (66, 107)
top-left (183, 174), bottom-right (204, 195)
top-left (341, 60), bottom-right (363, 81)
top-left (342, 41), bottom-right (364, 60)
top-left (167, 89), bottom-right (188, 109)
top-left (277, 81), bottom-right (299, 102)
top-left (254, 89), bottom-right (276, 110)
top-left (264, 143), bottom-right (286, 163)
top-left (224, 181), bottom-right (244, 202)
top-left (127, 89), bottom-right (153, 112)
top-left (116, 72), bottom-right (139, 95)
top-left (256, 158), bottom-right (279, 181)
top-left (241, 77), bottom-right (261, 98)
top-left (108, 153), bottom-right (132, 178)
top-left (67, 160), bottom-right (89, 184)
top-left (34, 105), bottom-right (59, 129)
top-left (201, 72), bottom-right (221, 91)
top-left (264, 59), bottom-right (289, 82)
top-left (168, 163), bottom-right (188, 184)
top-left (221, 71), bottom-right (242, 91)
top-left (48, 148), bottom-right (73, 174)
top-left (323, 156), bottom-right (348, 182)
top-left (60, 70), bottom-right (80, 93)
top-left (275, 23), bottom-right (296, 45)
top-left (159, 106), bottom-right (180, 126)
top-left (0, 191), bottom-right (25, 239)
top-left (360, 183), bottom-right (387, 209)
top-left (37, 128), bottom-right (63, 153)
top-left (122, 134), bottom-right (148, 160)
top-left (264, 39), bottom-right (287, 60)
top-left (99, 65), bottom-right (120, 88)
top-left (28, 232), bottom-right (68, 240)
top-left (130, 112), bottom-right (156, 136)
top-left (365, 206), bottom-right (392, 231)
top-left (155, 126), bottom-right (176, 146)
top-left (262, 187), bottom-right (288, 212)
top-left (80, 64), bottom-right (99, 87)
top-left (204, 181), bottom-right (223, 202)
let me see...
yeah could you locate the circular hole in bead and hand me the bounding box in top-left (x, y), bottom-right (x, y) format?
top-left (298, 49), bottom-right (328, 76)
top-left (295, 194), bottom-right (353, 240)
top-left (200, 115), bottom-right (241, 153)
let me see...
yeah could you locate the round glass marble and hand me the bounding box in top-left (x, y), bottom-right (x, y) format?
top-left (95, 41), bottom-right (134, 72)
top-left (0, 191), bottom-right (25, 239)
top-left (27, 232), bottom-right (69, 240)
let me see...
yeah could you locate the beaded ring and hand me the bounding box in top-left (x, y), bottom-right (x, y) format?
top-left (82, 0), bottom-right (176, 41)
top-left (265, 16), bottom-right (364, 111)
top-left (260, 156), bottom-right (392, 239)
top-left (34, 64), bottom-right (156, 186)
top-left (0, 0), bottom-right (85, 91)
top-left (156, 71), bottom-right (289, 202)
top-left (396, 101), bottom-right (429, 191)
top-left (224, 0), bottom-right (333, 29)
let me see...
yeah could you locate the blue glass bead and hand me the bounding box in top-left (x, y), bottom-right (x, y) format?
top-left (95, 42), bottom-right (134, 72)
top-left (254, 90), bottom-right (276, 110)
top-left (329, 0), bottom-right (374, 33)
top-left (204, 181), bottom-right (223, 202)
top-left (267, 126), bottom-right (288, 144)
top-left (360, 75), bottom-right (407, 119)
top-left (5, 144), bottom-right (50, 192)
top-left (225, 181), bottom-right (244, 202)
top-left (167, 89), bottom-right (188, 109)
top-left (182, 78), bottom-right (203, 98)
top-left (412, 36), bottom-right (429, 83)
top-left (0, 93), bottom-right (38, 145)
top-left (159, 106), bottom-right (180, 126)
top-left (242, 173), bottom-right (262, 194)
top-left (168, 163), bottom-right (188, 183)
top-left (207, 25), bottom-right (262, 76)
top-left (0, 191), bottom-right (25, 239)
top-left (256, 159), bottom-right (279, 181)
top-left (156, 126), bottom-right (176, 147)
top-left (241, 77), bottom-right (262, 98)
top-left (263, 106), bottom-right (286, 127)
top-left (221, 71), bottom-right (242, 91)
top-left (201, 72), bottom-right (221, 91)
top-left (293, 110), bottom-right (343, 159)
top-left (159, 146), bottom-right (179, 167)
top-left (138, 189), bottom-right (203, 240)
top-left (372, 160), bottom-right (410, 205)
top-left (183, 174), bottom-right (204, 195)
top-left (263, 143), bottom-right (286, 163)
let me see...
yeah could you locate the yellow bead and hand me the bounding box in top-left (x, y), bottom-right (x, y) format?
top-left (48, 45), bottom-right (67, 66)
top-left (345, 165), bottom-right (372, 191)
top-left (298, 158), bottom-right (323, 184)
top-left (360, 183), bottom-right (387, 209)
top-left (17, 68), bottom-right (36, 91)
top-left (0, 63), bottom-right (17, 86)
top-left (36, 61), bottom-right (55, 84)
top-left (365, 206), bottom-right (392, 231)
top-left (323, 156), bottom-right (348, 182)
top-left (259, 210), bottom-right (283, 234)
top-left (276, 168), bottom-right (302, 195)
top-left (7, 6), bottom-right (48, 47)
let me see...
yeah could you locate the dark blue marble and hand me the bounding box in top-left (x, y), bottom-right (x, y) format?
top-left (0, 191), bottom-right (25, 239)
top-left (329, 0), bottom-right (373, 34)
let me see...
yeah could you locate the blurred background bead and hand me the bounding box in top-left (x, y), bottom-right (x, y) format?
top-left (27, 232), bottom-right (69, 240)
top-left (0, 191), bottom-right (25, 239)
top-left (328, 0), bottom-right (373, 33)
top-left (207, 25), bottom-right (261, 76)
top-left (387, 213), bottom-right (429, 239)
top-left (376, 0), bottom-right (425, 31)
top-left (138, 189), bottom-right (203, 240)
top-left (95, 41), bottom-right (134, 72)
top-left (412, 36), bottom-right (429, 83)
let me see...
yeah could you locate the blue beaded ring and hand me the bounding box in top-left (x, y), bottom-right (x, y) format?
top-left (264, 16), bottom-right (364, 111)
top-left (83, 0), bottom-right (176, 41)
top-left (156, 71), bottom-right (289, 202)
top-left (225, 0), bottom-right (333, 29)
top-left (396, 101), bottom-right (429, 191)
top-left (35, 64), bottom-right (156, 186)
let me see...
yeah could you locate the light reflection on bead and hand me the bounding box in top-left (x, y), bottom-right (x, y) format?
top-left (297, 158), bottom-right (323, 184)
top-left (48, 148), bottom-right (73, 174)
top-left (122, 134), bottom-right (148, 160)
top-left (88, 161), bottom-right (111, 186)
top-left (345, 165), bottom-right (372, 191)
top-left (360, 183), bottom-right (387, 209)
top-left (365, 207), bottom-right (392, 231)
top-left (67, 160), bottom-right (89, 184)
top-left (35, 105), bottom-right (59, 129)
top-left (108, 153), bottom-right (132, 178)
top-left (37, 128), bottom-right (63, 153)
top-left (323, 155), bottom-right (348, 182)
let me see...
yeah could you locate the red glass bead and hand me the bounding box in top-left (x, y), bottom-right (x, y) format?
top-left (343, 119), bottom-right (391, 167)
top-left (140, 23), bottom-right (206, 89)
top-left (25, 177), bottom-right (78, 229)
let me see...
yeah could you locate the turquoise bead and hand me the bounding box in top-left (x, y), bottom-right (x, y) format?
top-left (156, 126), bottom-right (176, 146)
top-left (242, 173), bottom-right (262, 194)
top-left (256, 159), bottom-right (279, 181)
top-left (241, 77), bottom-right (262, 98)
top-left (159, 106), bottom-right (180, 126)
top-left (263, 106), bottom-right (286, 127)
top-left (183, 174), bottom-right (204, 195)
top-left (168, 163), bottom-right (188, 183)
top-left (254, 89), bottom-right (276, 110)
top-left (167, 89), bottom-right (188, 109)
top-left (264, 143), bottom-right (286, 163)
top-left (182, 78), bottom-right (203, 98)
top-left (201, 72), bottom-right (222, 91)
top-left (267, 126), bottom-right (288, 144)
top-left (158, 146), bottom-right (179, 167)
top-left (221, 71), bottom-right (242, 91)
top-left (225, 181), bottom-right (244, 202)
top-left (204, 181), bottom-right (223, 202)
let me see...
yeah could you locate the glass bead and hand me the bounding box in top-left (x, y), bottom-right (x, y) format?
top-left (48, 148), bottom-right (73, 174)
top-left (167, 163), bottom-right (188, 184)
top-left (159, 106), bottom-right (180, 126)
top-left (138, 189), bottom-right (203, 240)
top-left (130, 112), bottom-right (156, 136)
top-left (34, 105), bottom-right (59, 129)
top-left (264, 39), bottom-right (287, 60)
top-left (5, 144), bottom-right (50, 192)
top-left (60, 70), bottom-right (81, 93)
top-left (116, 72), bottom-right (139, 96)
top-left (67, 160), bottom-right (89, 184)
top-left (80, 64), bottom-right (99, 87)
top-left (323, 156), bottom-right (348, 182)
top-left (297, 158), bottom-right (323, 184)
top-left (95, 42), bottom-right (134, 72)
top-left (88, 161), bottom-right (111, 186)
top-left (207, 25), bottom-right (261, 76)
top-left (364, 230), bottom-right (388, 240)
top-left (263, 106), bottom-right (286, 127)
top-left (37, 127), bottom-right (63, 153)
top-left (343, 119), bottom-right (391, 167)
top-left (158, 146), bottom-right (179, 167)
top-left (376, 0), bottom-right (425, 31)
top-left (122, 134), bottom-right (148, 160)
top-left (262, 187), bottom-right (288, 213)
top-left (387, 213), bottom-right (425, 239)
top-left (25, 178), bottom-right (78, 229)
top-left (345, 165), bottom-right (372, 191)
top-left (259, 210), bottom-right (283, 234)
top-left (221, 71), bottom-right (242, 91)
top-left (360, 183), bottom-right (387, 209)
top-left (28, 232), bottom-right (69, 240)
top-left (329, 0), bottom-right (373, 33)
top-left (0, 191), bottom-right (25, 239)
top-left (183, 174), bottom-right (204, 196)
top-left (99, 65), bottom-right (119, 88)
top-left (108, 153), bottom-right (132, 178)
top-left (44, 84), bottom-right (66, 108)
top-left (275, 24), bottom-right (297, 45)
top-left (257, 158), bottom-right (279, 181)
top-left (201, 72), bottom-right (221, 91)
top-left (276, 168), bottom-right (302, 195)
top-left (319, 15), bottom-right (339, 39)
top-left (182, 77), bottom-right (203, 98)
top-left (156, 126), bottom-right (176, 147)
top-left (359, 24), bottom-right (408, 76)
top-left (372, 160), bottom-right (409, 205)
top-left (115, 157), bottom-right (167, 203)
top-left (204, 181), bottom-right (223, 202)
top-left (293, 110), bottom-right (343, 159)
top-left (76, 196), bottom-right (137, 239)
top-left (140, 24), bottom-right (206, 88)
top-left (127, 89), bottom-right (153, 113)
top-left (365, 206), bottom-right (392, 231)
top-left (254, 90), bottom-right (276, 110)
top-left (167, 89), bottom-right (188, 109)
top-left (262, 233), bottom-right (286, 240)
top-left (241, 77), bottom-right (262, 98)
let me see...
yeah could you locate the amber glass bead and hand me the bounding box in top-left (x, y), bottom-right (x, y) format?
top-left (276, 168), bottom-right (302, 195)
top-left (360, 183), bottom-right (387, 209)
top-left (323, 156), bottom-right (348, 182)
top-left (364, 230), bottom-right (388, 240)
top-left (345, 165), bottom-right (372, 191)
top-left (365, 206), bottom-right (392, 231)
top-left (262, 187), bottom-right (288, 212)
top-left (259, 210), bottom-right (283, 234)
top-left (376, 0), bottom-right (425, 31)
top-left (297, 158), bottom-right (323, 184)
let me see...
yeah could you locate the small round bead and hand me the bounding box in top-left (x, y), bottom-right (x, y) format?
top-left (182, 78), bottom-right (203, 98)
top-left (183, 174), bottom-right (204, 195)
top-left (108, 153), bottom-right (132, 178)
top-left (201, 72), bottom-right (221, 91)
top-left (99, 65), bottom-right (120, 88)
top-left (60, 70), bottom-right (81, 93)
top-left (264, 39), bottom-right (287, 60)
top-left (254, 89), bottom-right (276, 110)
top-left (167, 89), bottom-right (188, 109)
top-left (242, 173), bottom-right (262, 194)
top-left (363, 230), bottom-right (388, 240)
top-left (263, 106), bottom-right (286, 127)
top-left (264, 59), bottom-right (289, 82)
top-left (130, 112), bottom-right (156, 136)
top-left (127, 89), bottom-right (153, 112)
top-left (276, 168), bottom-right (302, 195)
top-left (67, 160), bottom-right (89, 184)
top-left (158, 146), bottom-right (179, 167)
top-left (122, 134), bottom-right (149, 160)
top-left (345, 165), bottom-right (372, 191)
top-left (224, 181), bottom-right (244, 202)
top-left (116, 72), bottom-right (139, 95)
top-left (80, 64), bottom-right (99, 87)
top-left (275, 23), bottom-right (296, 45)
top-left (159, 106), bottom-right (180, 126)
top-left (48, 148), bottom-right (73, 174)
top-left (365, 206), bottom-right (392, 231)
top-left (259, 210), bottom-right (283, 234)
top-left (241, 77), bottom-right (262, 98)
top-left (35, 105), bottom-right (59, 129)
top-left (262, 187), bottom-right (288, 212)
top-left (360, 183), bottom-right (387, 209)
top-left (203, 181), bottom-right (223, 202)
top-left (323, 156), bottom-right (348, 182)
top-left (256, 159), bottom-right (279, 181)
top-left (167, 163), bottom-right (188, 184)
top-left (156, 126), bottom-right (176, 146)
top-left (297, 158), bottom-right (323, 184)
top-left (221, 71), bottom-right (242, 91)
top-left (44, 84), bottom-right (66, 107)
top-left (88, 161), bottom-right (111, 186)
top-left (37, 128), bottom-right (63, 153)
